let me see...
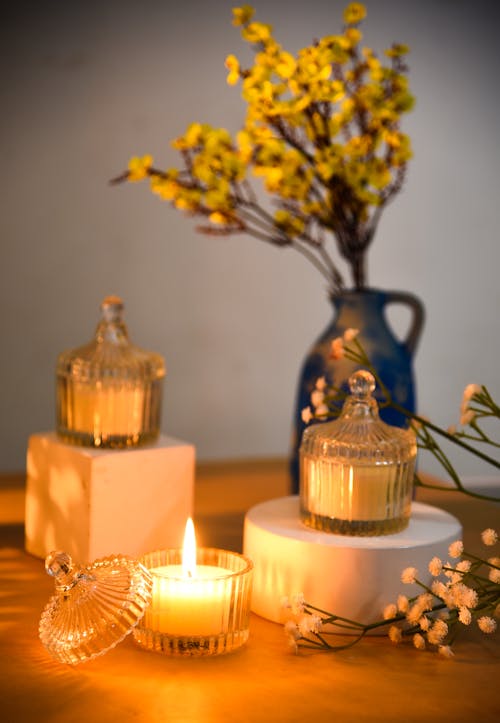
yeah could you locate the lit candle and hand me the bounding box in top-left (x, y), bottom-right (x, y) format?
top-left (135, 521), bottom-right (253, 655)
top-left (145, 519), bottom-right (231, 636)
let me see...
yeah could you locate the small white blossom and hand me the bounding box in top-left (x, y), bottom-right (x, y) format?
top-left (418, 616), bottom-right (431, 632)
top-left (298, 614), bottom-right (322, 636)
top-left (397, 594), bottom-right (409, 613)
top-left (448, 540), bottom-right (464, 559)
top-left (458, 607), bottom-right (472, 625)
top-left (460, 409), bottom-right (476, 426)
top-left (447, 424), bottom-right (457, 436)
top-left (489, 568), bottom-right (500, 584)
top-left (315, 404), bottom-right (329, 417)
top-left (315, 376), bottom-right (327, 391)
top-left (343, 327), bottom-right (359, 343)
top-left (451, 583), bottom-right (478, 609)
top-left (462, 383), bottom-right (482, 402)
top-left (438, 645), bottom-right (454, 659)
top-left (311, 389), bottom-right (325, 408)
top-left (383, 603), bottom-right (397, 620)
top-left (488, 558), bottom-right (500, 584)
top-left (460, 384), bottom-right (481, 426)
top-left (428, 557), bottom-right (443, 576)
top-left (494, 603), bottom-right (500, 619)
top-left (290, 592), bottom-right (305, 615)
top-left (477, 616), bottom-right (497, 634)
top-left (388, 625), bottom-right (402, 644)
top-left (301, 406), bottom-right (313, 424)
top-left (401, 567), bottom-right (418, 584)
top-left (330, 337), bottom-right (345, 360)
top-left (431, 580), bottom-right (448, 599)
top-left (427, 619), bottom-right (448, 645)
top-left (413, 633), bottom-right (426, 650)
top-left (455, 560), bottom-right (471, 573)
top-left (482, 528), bottom-right (498, 546)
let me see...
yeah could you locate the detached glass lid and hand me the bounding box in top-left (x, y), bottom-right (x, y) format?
top-left (39, 550), bottom-right (153, 665)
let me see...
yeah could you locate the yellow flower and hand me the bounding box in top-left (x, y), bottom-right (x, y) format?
top-left (232, 5), bottom-right (254, 27)
top-left (385, 43), bottom-right (410, 58)
top-left (127, 154), bottom-right (153, 181)
top-left (242, 21), bottom-right (272, 44)
top-left (343, 3), bottom-right (367, 25)
top-left (225, 54), bottom-right (240, 85)
top-left (276, 51), bottom-right (296, 79)
top-left (209, 211), bottom-right (230, 224)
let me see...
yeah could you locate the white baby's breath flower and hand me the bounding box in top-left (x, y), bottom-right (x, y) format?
top-left (401, 567), bottom-right (418, 584)
top-left (383, 603), bottom-right (398, 620)
top-left (315, 404), bottom-right (329, 418)
top-left (315, 376), bottom-right (327, 391)
top-left (413, 633), bottom-right (426, 650)
top-left (451, 583), bottom-right (478, 609)
top-left (298, 614), bottom-right (322, 636)
top-left (428, 557), bottom-right (443, 576)
top-left (427, 619), bottom-right (448, 645)
top-left (431, 580), bottom-right (448, 599)
top-left (487, 558), bottom-right (500, 584)
top-left (330, 337), bottom-right (345, 360)
top-left (489, 568), bottom-right (500, 584)
top-left (448, 540), bottom-right (464, 559)
top-left (462, 383), bottom-right (482, 403)
top-left (494, 603), bottom-right (500, 619)
top-left (477, 616), bottom-right (497, 634)
top-left (455, 560), bottom-right (471, 573)
top-left (388, 625), bottom-right (402, 644)
top-left (290, 592), bottom-right (305, 615)
top-left (460, 409), bottom-right (476, 426)
top-left (284, 620), bottom-right (300, 638)
top-left (447, 424), bottom-right (457, 436)
top-left (310, 389), bottom-right (325, 408)
top-left (343, 327), bottom-right (359, 343)
top-left (438, 645), bottom-right (454, 659)
top-left (482, 528), bottom-right (498, 546)
top-left (284, 621), bottom-right (300, 653)
top-left (418, 616), bottom-right (431, 632)
top-left (397, 594), bottom-right (409, 613)
top-left (301, 406), bottom-right (313, 424)
top-left (458, 607), bottom-right (472, 625)
top-left (459, 384), bottom-right (481, 426)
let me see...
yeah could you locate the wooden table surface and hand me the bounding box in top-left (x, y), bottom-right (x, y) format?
top-left (0, 460), bottom-right (498, 723)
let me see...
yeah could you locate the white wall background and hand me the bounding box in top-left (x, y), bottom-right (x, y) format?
top-left (1, 0), bottom-right (499, 479)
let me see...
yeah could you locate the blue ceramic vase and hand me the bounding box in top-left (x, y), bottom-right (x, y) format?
top-left (290, 288), bottom-right (425, 493)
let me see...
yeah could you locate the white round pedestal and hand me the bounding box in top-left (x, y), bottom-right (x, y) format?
top-left (243, 497), bottom-right (461, 627)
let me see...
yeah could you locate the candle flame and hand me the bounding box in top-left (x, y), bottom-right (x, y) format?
top-left (181, 517), bottom-right (197, 578)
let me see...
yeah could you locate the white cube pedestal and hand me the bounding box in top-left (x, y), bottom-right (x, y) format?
top-left (244, 496), bottom-right (462, 628)
top-left (25, 432), bottom-right (195, 563)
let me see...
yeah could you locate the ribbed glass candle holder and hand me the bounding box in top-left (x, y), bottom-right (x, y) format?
top-left (300, 370), bottom-right (417, 536)
top-left (133, 548), bottom-right (253, 657)
top-left (56, 296), bottom-right (165, 449)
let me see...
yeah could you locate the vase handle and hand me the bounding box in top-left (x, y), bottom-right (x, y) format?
top-left (383, 291), bottom-right (425, 355)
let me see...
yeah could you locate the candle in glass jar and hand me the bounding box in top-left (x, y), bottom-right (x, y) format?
top-left (69, 382), bottom-right (144, 438)
top-left (144, 519), bottom-right (231, 636)
top-left (302, 456), bottom-right (410, 521)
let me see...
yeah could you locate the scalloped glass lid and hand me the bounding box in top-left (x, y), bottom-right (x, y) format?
top-left (39, 550), bottom-right (153, 665)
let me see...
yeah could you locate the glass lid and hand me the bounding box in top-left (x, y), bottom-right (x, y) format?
top-left (39, 550), bottom-right (153, 665)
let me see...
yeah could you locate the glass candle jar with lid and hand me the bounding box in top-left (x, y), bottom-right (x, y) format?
top-left (299, 370), bottom-right (417, 536)
top-left (56, 295), bottom-right (165, 448)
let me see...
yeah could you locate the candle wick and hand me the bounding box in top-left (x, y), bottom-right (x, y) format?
top-left (187, 570), bottom-right (193, 578)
